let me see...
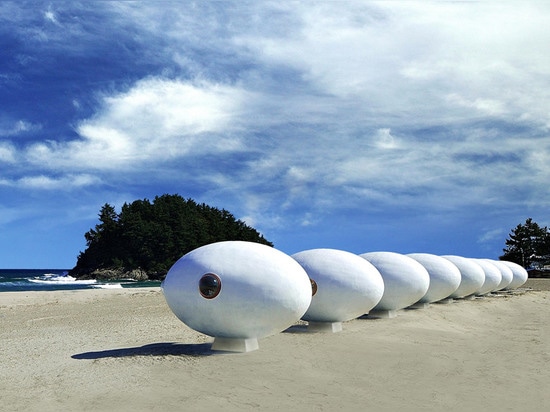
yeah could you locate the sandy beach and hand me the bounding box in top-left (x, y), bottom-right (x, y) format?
top-left (1, 279), bottom-right (549, 411)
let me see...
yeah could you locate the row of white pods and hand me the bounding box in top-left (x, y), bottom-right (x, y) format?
top-left (161, 241), bottom-right (528, 352)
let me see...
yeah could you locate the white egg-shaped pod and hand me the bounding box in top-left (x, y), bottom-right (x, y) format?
top-left (162, 241), bottom-right (312, 351)
top-left (441, 255), bottom-right (485, 298)
top-left (359, 252), bottom-right (430, 316)
top-left (406, 253), bottom-right (461, 303)
top-left (291, 249), bottom-right (384, 328)
top-left (473, 259), bottom-right (502, 296)
top-left (500, 260), bottom-right (528, 290)
top-left (487, 260), bottom-right (514, 290)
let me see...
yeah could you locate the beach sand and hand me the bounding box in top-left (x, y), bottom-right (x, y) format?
top-left (1, 280), bottom-right (549, 411)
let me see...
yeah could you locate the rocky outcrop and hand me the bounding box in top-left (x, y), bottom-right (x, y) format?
top-left (71, 267), bottom-right (166, 281)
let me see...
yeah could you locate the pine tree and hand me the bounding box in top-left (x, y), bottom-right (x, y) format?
top-left (500, 218), bottom-right (550, 268)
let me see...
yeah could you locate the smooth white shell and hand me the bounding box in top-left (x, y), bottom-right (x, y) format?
top-left (473, 259), bottom-right (502, 295)
top-left (360, 252), bottom-right (430, 311)
top-left (162, 241), bottom-right (312, 339)
top-left (500, 260), bottom-right (528, 289)
top-left (407, 253), bottom-right (461, 303)
top-left (441, 255), bottom-right (485, 298)
top-left (487, 259), bottom-right (514, 290)
top-left (292, 248), bottom-right (384, 322)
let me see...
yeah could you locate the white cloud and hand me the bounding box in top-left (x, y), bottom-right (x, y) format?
top-left (99, 78), bottom-right (242, 134)
top-left (24, 78), bottom-right (252, 170)
top-left (478, 228), bottom-right (506, 246)
top-left (4, 1), bottom-right (550, 240)
top-left (373, 128), bottom-right (398, 150)
top-left (0, 205), bottom-right (22, 226)
top-left (10, 2), bottom-right (548, 221)
top-left (0, 142), bottom-right (17, 163)
top-left (0, 174), bottom-right (101, 190)
top-left (44, 8), bottom-right (58, 25)
top-left (0, 120), bottom-right (41, 137)
top-left (234, 2), bottom-right (550, 129)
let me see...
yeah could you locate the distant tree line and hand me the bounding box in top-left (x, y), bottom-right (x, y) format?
top-left (70, 194), bottom-right (273, 279)
top-left (500, 218), bottom-right (550, 269)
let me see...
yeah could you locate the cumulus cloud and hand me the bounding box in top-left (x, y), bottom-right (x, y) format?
top-left (0, 142), bottom-right (17, 163)
top-left (24, 78), bottom-right (253, 170)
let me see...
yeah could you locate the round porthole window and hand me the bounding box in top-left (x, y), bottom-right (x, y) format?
top-left (310, 278), bottom-right (318, 296)
top-left (199, 273), bottom-right (222, 299)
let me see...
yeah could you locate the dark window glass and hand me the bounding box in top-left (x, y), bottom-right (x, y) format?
top-left (199, 273), bottom-right (222, 299)
top-left (310, 278), bottom-right (318, 296)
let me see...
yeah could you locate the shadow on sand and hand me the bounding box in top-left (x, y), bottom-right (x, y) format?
top-left (357, 314), bottom-right (385, 320)
top-left (283, 324), bottom-right (309, 334)
top-left (72, 342), bottom-right (214, 360)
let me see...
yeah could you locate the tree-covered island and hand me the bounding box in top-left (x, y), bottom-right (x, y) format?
top-left (69, 194), bottom-right (273, 281)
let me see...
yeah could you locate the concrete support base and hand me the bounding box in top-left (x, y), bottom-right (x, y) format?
top-left (211, 337), bottom-right (259, 353)
top-left (307, 321), bottom-right (343, 333)
top-left (368, 309), bottom-right (398, 319)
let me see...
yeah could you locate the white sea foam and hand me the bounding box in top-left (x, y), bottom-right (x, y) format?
top-left (29, 274), bottom-right (97, 285)
top-left (91, 283), bottom-right (123, 289)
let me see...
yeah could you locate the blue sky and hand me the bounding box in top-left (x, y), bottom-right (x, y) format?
top-left (1, 1), bottom-right (549, 268)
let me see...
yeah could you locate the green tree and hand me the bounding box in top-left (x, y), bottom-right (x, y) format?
top-left (500, 218), bottom-right (550, 268)
top-left (70, 194), bottom-right (273, 279)
top-left (77, 203), bottom-right (122, 270)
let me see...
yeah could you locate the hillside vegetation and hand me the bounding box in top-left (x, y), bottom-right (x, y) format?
top-left (70, 194), bottom-right (273, 280)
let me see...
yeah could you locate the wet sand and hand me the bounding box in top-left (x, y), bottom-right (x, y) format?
top-left (1, 283), bottom-right (549, 411)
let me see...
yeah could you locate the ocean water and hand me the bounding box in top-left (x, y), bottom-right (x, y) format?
top-left (0, 269), bottom-right (160, 292)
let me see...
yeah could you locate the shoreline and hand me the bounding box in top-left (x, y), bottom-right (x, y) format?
top-left (1, 283), bottom-right (549, 411)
